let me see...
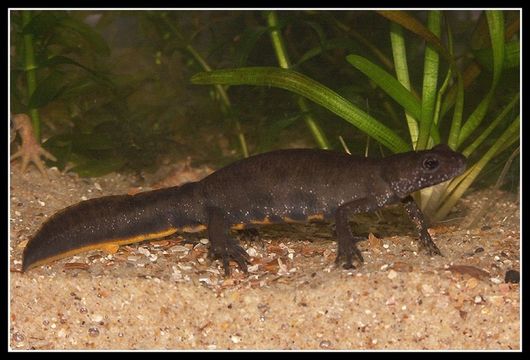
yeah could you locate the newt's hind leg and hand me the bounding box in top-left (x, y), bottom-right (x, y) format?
top-left (207, 207), bottom-right (250, 276)
top-left (334, 198), bottom-right (381, 269)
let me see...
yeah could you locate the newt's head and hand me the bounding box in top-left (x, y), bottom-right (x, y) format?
top-left (382, 144), bottom-right (467, 198)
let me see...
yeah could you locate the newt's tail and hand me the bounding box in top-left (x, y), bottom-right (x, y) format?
top-left (22, 187), bottom-right (184, 272)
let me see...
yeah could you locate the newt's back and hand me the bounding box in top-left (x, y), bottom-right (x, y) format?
top-left (199, 149), bottom-right (381, 224)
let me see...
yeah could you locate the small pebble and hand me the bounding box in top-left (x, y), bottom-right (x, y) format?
top-left (490, 277), bottom-right (503, 284)
top-left (319, 340), bottom-right (331, 348)
top-left (88, 327), bottom-right (100, 337)
top-left (466, 277), bottom-right (478, 289)
top-left (137, 247), bottom-right (151, 257)
top-left (12, 332), bottom-right (25, 342)
top-left (230, 335), bottom-right (241, 344)
top-left (387, 270), bottom-right (398, 280)
top-left (170, 245), bottom-right (190, 253)
top-left (246, 247), bottom-right (258, 257)
top-left (421, 284), bottom-right (434, 295)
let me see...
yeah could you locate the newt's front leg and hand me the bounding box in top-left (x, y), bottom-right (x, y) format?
top-left (401, 195), bottom-right (442, 256)
top-left (11, 113), bottom-right (56, 179)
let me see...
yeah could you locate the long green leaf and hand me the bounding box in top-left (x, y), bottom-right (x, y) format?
top-left (390, 22), bottom-right (418, 146)
top-left (416, 11), bottom-right (441, 150)
top-left (462, 93), bottom-right (519, 157)
top-left (377, 10), bottom-right (452, 64)
top-left (191, 67), bottom-right (411, 153)
top-left (267, 11), bottom-right (330, 150)
top-left (447, 74), bottom-right (464, 150)
top-left (58, 17), bottom-right (110, 56)
top-left (474, 40), bottom-right (519, 71)
top-left (346, 55), bottom-right (421, 120)
top-left (458, 10), bottom-right (505, 147)
top-left (296, 38), bottom-right (362, 67)
top-left (28, 71), bottom-right (66, 109)
top-left (434, 115), bottom-right (519, 221)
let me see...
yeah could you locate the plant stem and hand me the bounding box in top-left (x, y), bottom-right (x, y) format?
top-left (161, 13), bottom-right (249, 158)
top-left (266, 11), bottom-right (330, 149)
top-left (21, 10), bottom-right (40, 142)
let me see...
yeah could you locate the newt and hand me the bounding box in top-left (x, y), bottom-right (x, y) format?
top-left (22, 145), bottom-right (466, 275)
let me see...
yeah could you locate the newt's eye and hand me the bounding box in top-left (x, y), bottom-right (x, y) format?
top-left (423, 157), bottom-right (439, 171)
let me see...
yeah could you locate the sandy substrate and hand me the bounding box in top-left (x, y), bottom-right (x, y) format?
top-left (9, 163), bottom-right (520, 350)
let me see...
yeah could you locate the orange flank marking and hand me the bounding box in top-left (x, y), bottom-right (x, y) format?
top-left (25, 227), bottom-right (185, 271)
top-left (282, 214), bottom-right (324, 223)
top-left (250, 217), bottom-right (274, 225)
top-left (308, 214), bottom-right (325, 222)
top-left (231, 223), bottom-right (246, 230)
top-left (180, 224), bottom-right (207, 233)
top-left (100, 243), bottom-right (120, 254)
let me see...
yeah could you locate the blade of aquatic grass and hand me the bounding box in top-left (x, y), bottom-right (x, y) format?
top-left (416, 11), bottom-right (441, 150)
top-left (191, 67), bottom-right (411, 153)
top-left (440, 16), bottom-right (518, 120)
top-left (434, 115), bottom-right (519, 221)
top-left (462, 93), bottom-right (519, 157)
top-left (457, 10), bottom-right (505, 148)
top-left (447, 75), bottom-right (464, 150)
top-left (267, 11), bottom-right (330, 149)
top-left (346, 55), bottom-right (421, 120)
top-left (377, 10), bottom-right (451, 63)
top-left (390, 22), bottom-right (419, 146)
top-left (21, 11), bottom-right (40, 140)
top-left (159, 12), bottom-right (249, 157)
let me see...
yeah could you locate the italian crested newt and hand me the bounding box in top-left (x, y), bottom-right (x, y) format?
top-left (22, 145), bottom-right (466, 275)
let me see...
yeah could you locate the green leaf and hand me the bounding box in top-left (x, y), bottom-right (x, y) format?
top-left (41, 55), bottom-right (96, 73)
top-left (191, 67), bottom-right (411, 153)
top-left (462, 93), bottom-right (519, 157)
top-left (346, 54), bottom-right (421, 120)
top-left (390, 22), bottom-right (418, 145)
top-left (473, 40), bottom-right (519, 71)
top-left (377, 10), bottom-right (452, 64)
top-left (58, 17), bottom-right (110, 56)
top-left (416, 11), bottom-right (441, 150)
top-left (21, 11), bottom-right (63, 36)
top-left (28, 71), bottom-right (67, 108)
top-left (435, 115), bottom-right (519, 221)
top-left (297, 38), bottom-right (362, 67)
top-left (458, 11), bottom-right (505, 147)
